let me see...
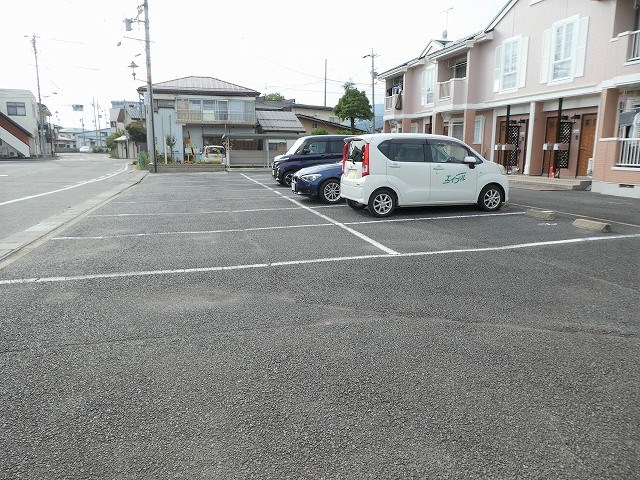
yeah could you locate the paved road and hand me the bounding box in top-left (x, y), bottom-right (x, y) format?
top-left (0, 153), bottom-right (132, 239)
top-left (0, 172), bottom-right (638, 479)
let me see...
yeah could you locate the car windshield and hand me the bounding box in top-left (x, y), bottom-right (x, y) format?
top-left (285, 138), bottom-right (306, 156)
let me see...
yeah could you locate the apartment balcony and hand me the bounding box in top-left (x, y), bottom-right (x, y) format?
top-left (628, 30), bottom-right (640, 61)
top-left (618, 138), bottom-right (640, 167)
top-left (436, 77), bottom-right (468, 107)
top-left (384, 94), bottom-right (403, 112)
top-left (176, 111), bottom-right (256, 125)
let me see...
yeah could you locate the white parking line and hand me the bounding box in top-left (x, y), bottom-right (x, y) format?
top-left (91, 204), bottom-right (346, 217)
top-left (0, 164), bottom-right (129, 206)
top-left (54, 222), bottom-right (335, 240)
top-left (2, 233), bottom-right (639, 286)
top-left (55, 211), bottom-right (524, 240)
top-left (242, 173), bottom-right (399, 255)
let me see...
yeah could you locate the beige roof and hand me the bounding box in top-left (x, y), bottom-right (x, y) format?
top-left (139, 76), bottom-right (260, 97)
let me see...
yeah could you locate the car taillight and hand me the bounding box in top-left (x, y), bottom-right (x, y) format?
top-left (342, 143), bottom-right (348, 173)
top-left (362, 144), bottom-right (370, 177)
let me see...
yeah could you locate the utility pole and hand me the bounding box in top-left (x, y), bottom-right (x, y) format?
top-left (29, 34), bottom-right (47, 158)
top-left (92, 97), bottom-right (99, 150)
top-left (324, 59), bottom-right (327, 107)
top-left (363, 49), bottom-right (378, 133)
top-left (125, 0), bottom-right (157, 172)
top-left (144, 0), bottom-right (157, 172)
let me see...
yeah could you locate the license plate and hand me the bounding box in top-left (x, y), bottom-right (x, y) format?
top-left (347, 169), bottom-right (356, 179)
top-left (291, 180), bottom-right (296, 192)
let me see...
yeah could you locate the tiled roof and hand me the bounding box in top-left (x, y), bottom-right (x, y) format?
top-left (139, 76), bottom-right (260, 97)
top-left (256, 111), bottom-right (305, 133)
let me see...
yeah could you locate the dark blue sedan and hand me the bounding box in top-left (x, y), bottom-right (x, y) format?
top-left (290, 161), bottom-right (343, 204)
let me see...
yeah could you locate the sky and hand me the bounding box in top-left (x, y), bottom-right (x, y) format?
top-left (2, 0), bottom-right (507, 129)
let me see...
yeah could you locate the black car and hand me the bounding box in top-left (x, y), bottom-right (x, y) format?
top-left (272, 134), bottom-right (348, 186)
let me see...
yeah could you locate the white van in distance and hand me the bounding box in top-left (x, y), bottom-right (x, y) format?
top-left (340, 134), bottom-right (509, 217)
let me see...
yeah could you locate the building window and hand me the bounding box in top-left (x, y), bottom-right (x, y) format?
top-left (541, 16), bottom-right (589, 84)
top-left (502, 38), bottom-right (520, 89)
top-left (494, 35), bottom-right (528, 93)
top-left (312, 122), bottom-right (318, 129)
top-left (552, 21), bottom-right (574, 80)
top-left (7, 102), bottom-right (26, 116)
top-left (451, 121), bottom-right (464, 141)
top-left (421, 66), bottom-right (435, 107)
top-left (474, 116), bottom-right (484, 144)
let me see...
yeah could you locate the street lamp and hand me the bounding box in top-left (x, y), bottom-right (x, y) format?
top-left (363, 49), bottom-right (378, 133)
top-left (128, 61), bottom-right (138, 81)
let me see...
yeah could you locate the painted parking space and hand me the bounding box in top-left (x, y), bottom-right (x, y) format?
top-left (1, 171), bottom-right (638, 285)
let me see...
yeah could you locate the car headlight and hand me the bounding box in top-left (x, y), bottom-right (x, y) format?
top-left (300, 173), bottom-right (322, 182)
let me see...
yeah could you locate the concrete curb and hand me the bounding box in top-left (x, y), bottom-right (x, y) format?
top-left (572, 218), bottom-right (612, 233)
top-left (0, 169), bottom-right (148, 263)
top-left (525, 209), bottom-right (556, 220)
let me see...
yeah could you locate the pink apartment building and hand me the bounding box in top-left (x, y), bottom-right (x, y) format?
top-left (379, 0), bottom-right (640, 198)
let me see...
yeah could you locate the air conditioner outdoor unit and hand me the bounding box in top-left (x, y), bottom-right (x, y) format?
top-left (9, 151), bottom-right (17, 157)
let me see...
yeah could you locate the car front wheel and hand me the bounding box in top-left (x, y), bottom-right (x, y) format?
top-left (319, 179), bottom-right (341, 204)
top-left (283, 171), bottom-right (295, 187)
top-left (368, 189), bottom-right (396, 218)
top-left (478, 184), bottom-right (503, 211)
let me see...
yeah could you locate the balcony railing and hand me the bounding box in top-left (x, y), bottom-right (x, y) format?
top-left (176, 111), bottom-right (256, 125)
top-left (438, 80), bottom-right (452, 100)
top-left (618, 138), bottom-right (640, 167)
top-left (629, 30), bottom-right (640, 61)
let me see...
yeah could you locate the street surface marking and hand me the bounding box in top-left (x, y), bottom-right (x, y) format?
top-left (510, 202), bottom-right (640, 229)
top-left (55, 212), bottom-right (524, 240)
top-left (91, 204), bottom-right (346, 217)
top-left (0, 164), bottom-right (129, 207)
top-left (242, 173), bottom-right (399, 255)
top-left (2, 233), bottom-right (639, 285)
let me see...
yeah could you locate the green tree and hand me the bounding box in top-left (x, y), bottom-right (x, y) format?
top-left (310, 128), bottom-right (329, 135)
top-left (105, 130), bottom-right (123, 150)
top-left (125, 120), bottom-right (146, 143)
top-left (333, 82), bottom-right (372, 134)
top-left (265, 93), bottom-right (285, 101)
top-left (165, 133), bottom-right (177, 161)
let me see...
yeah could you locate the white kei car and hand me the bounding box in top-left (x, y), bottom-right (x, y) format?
top-left (340, 133), bottom-right (509, 217)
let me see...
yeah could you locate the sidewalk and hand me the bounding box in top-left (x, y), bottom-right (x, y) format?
top-left (0, 170), bottom-right (148, 264)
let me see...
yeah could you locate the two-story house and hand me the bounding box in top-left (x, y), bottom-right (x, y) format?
top-left (138, 76), bottom-right (305, 166)
top-left (0, 89), bottom-right (51, 158)
top-left (379, 0), bottom-right (640, 198)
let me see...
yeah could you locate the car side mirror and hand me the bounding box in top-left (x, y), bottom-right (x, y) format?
top-left (302, 148), bottom-right (311, 155)
top-left (463, 156), bottom-right (477, 168)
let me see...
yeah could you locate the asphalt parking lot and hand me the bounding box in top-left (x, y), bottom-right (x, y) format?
top-left (1, 170), bottom-right (639, 478)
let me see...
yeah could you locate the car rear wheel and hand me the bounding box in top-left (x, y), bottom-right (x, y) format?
top-left (283, 171), bottom-right (295, 187)
top-left (368, 189), bottom-right (396, 218)
top-left (478, 184), bottom-right (503, 211)
top-left (346, 199), bottom-right (366, 210)
top-left (319, 179), bottom-right (341, 204)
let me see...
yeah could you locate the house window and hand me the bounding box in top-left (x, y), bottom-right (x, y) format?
top-left (410, 123), bottom-right (419, 133)
top-left (421, 66), bottom-right (435, 106)
top-left (7, 102), bottom-right (26, 116)
top-left (312, 122), bottom-right (318, 129)
top-left (453, 58), bottom-right (467, 79)
top-left (552, 21), bottom-right (574, 80)
top-left (451, 121), bottom-right (464, 140)
top-left (541, 16), bottom-right (589, 84)
top-left (494, 35), bottom-right (528, 92)
top-left (474, 116), bottom-right (484, 144)
top-left (502, 38), bottom-right (520, 89)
